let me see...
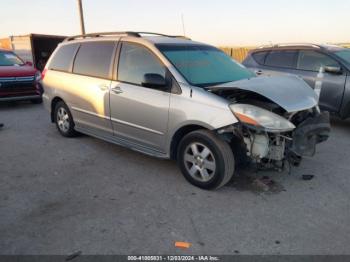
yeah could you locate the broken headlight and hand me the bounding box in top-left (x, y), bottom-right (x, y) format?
top-left (230, 104), bottom-right (296, 133)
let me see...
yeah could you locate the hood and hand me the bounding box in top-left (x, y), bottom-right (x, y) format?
top-left (0, 65), bottom-right (37, 77)
top-left (208, 75), bottom-right (318, 113)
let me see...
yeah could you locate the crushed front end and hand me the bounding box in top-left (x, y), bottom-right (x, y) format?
top-left (209, 75), bottom-right (331, 170)
top-left (220, 106), bottom-right (330, 170)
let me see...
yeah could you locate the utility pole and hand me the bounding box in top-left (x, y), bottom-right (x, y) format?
top-left (77, 0), bottom-right (86, 35)
top-left (181, 14), bottom-right (186, 36)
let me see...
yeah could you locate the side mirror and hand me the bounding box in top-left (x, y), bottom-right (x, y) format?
top-left (25, 61), bottom-right (33, 67)
top-left (324, 66), bottom-right (342, 74)
top-left (142, 73), bottom-right (167, 90)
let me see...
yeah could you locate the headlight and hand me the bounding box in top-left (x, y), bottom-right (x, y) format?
top-left (35, 71), bottom-right (42, 81)
top-left (230, 104), bottom-right (295, 132)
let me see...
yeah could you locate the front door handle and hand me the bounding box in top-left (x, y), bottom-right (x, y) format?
top-left (255, 70), bottom-right (263, 75)
top-left (111, 86), bottom-right (123, 94)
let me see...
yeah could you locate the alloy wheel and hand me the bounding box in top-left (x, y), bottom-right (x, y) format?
top-left (56, 107), bottom-right (70, 133)
top-left (184, 142), bottom-right (216, 182)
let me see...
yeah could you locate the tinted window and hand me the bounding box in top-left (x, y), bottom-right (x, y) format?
top-left (49, 44), bottom-right (79, 72)
top-left (252, 51), bottom-right (267, 65)
top-left (334, 49), bottom-right (350, 65)
top-left (265, 50), bottom-right (297, 68)
top-left (0, 51), bottom-right (24, 66)
top-left (73, 41), bottom-right (115, 79)
top-left (297, 51), bottom-right (339, 71)
top-left (118, 42), bottom-right (166, 86)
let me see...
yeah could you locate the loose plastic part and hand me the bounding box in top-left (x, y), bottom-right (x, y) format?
top-left (175, 242), bottom-right (191, 249)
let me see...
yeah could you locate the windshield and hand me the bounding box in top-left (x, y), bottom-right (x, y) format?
top-left (0, 51), bottom-right (24, 66)
top-left (156, 44), bottom-right (254, 87)
top-left (334, 49), bottom-right (350, 65)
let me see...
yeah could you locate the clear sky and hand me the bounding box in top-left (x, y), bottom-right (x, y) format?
top-left (1, 0), bottom-right (349, 46)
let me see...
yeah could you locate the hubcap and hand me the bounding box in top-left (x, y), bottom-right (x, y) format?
top-left (57, 107), bottom-right (70, 132)
top-left (184, 142), bottom-right (216, 182)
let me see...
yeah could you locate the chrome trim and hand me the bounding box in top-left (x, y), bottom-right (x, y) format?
top-left (0, 76), bottom-right (35, 82)
top-left (71, 106), bottom-right (110, 120)
top-left (110, 117), bottom-right (164, 135)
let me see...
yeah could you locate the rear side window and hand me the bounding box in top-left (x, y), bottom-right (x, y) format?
top-left (265, 50), bottom-right (298, 68)
top-left (49, 44), bottom-right (79, 72)
top-left (252, 51), bottom-right (267, 65)
top-left (118, 42), bottom-right (166, 86)
top-left (297, 51), bottom-right (339, 71)
top-left (73, 41), bottom-right (115, 79)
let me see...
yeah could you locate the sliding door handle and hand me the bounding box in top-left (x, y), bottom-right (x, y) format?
top-left (111, 86), bottom-right (123, 94)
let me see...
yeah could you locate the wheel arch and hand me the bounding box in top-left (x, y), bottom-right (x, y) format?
top-left (50, 96), bottom-right (64, 122)
top-left (169, 124), bottom-right (211, 160)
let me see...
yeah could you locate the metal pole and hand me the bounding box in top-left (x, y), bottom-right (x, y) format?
top-left (181, 14), bottom-right (186, 36)
top-left (77, 0), bottom-right (86, 35)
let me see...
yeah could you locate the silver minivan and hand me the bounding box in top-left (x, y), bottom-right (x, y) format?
top-left (42, 32), bottom-right (330, 190)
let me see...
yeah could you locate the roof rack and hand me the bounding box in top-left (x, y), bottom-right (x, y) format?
top-left (64, 31), bottom-right (139, 41)
top-left (136, 32), bottom-right (191, 40)
top-left (64, 31), bottom-right (190, 42)
top-left (257, 43), bottom-right (323, 49)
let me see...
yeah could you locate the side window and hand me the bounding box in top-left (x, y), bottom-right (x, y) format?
top-left (252, 51), bottom-right (267, 65)
top-left (118, 42), bottom-right (166, 86)
top-left (265, 50), bottom-right (298, 68)
top-left (73, 41), bottom-right (115, 79)
top-left (297, 51), bottom-right (339, 72)
top-left (49, 44), bottom-right (79, 72)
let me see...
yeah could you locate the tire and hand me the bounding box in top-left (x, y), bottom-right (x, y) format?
top-left (177, 129), bottom-right (235, 190)
top-left (54, 101), bottom-right (77, 137)
top-left (30, 98), bottom-right (43, 104)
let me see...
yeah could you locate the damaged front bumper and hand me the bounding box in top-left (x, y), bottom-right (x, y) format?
top-left (221, 110), bottom-right (331, 169)
top-left (289, 111), bottom-right (330, 157)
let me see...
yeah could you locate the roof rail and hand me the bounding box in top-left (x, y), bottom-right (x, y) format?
top-left (257, 43), bottom-right (323, 49)
top-left (275, 43), bottom-right (322, 48)
top-left (64, 31), bottom-right (190, 42)
top-left (136, 32), bottom-right (190, 40)
top-left (64, 31), bottom-right (140, 41)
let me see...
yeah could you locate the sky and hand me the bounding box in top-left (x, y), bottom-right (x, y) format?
top-left (1, 0), bottom-right (349, 46)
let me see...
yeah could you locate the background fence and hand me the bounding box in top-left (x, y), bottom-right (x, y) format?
top-left (219, 47), bottom-right (254, 62)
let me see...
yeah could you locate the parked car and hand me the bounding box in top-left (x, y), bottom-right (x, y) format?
top-left (243, 44), bottom-right (350, 119)
top-left (42, 32), bottom-right (330, 190)
top-left (0, 49), bottom-right (43, 103)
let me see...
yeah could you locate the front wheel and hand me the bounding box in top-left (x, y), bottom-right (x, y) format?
top-left (54, 101), bottom-right (78, 137)
top-left (177, 130), bottom-right (235, 190)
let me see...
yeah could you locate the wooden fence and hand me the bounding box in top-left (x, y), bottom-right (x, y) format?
top-left (219, 47), bottom-right (254, 62)
top-left (0, 38), bottom-right (12, 50)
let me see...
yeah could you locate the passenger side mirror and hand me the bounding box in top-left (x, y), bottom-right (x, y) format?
top-left (324, 66), bottom-right (342, 75)
top-left (142, 73), bottom-right (167, 90)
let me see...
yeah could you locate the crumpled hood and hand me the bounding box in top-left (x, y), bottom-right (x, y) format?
top-left (209, 75), bottom-right (318, 113)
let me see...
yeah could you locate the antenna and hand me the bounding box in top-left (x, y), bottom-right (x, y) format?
top-left (181, 14), bottom-right (186, 36)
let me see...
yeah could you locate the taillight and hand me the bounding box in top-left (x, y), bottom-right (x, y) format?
top-left (41, 68), bottom-right (48, 80)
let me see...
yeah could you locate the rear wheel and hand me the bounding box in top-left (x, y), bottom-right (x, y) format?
top-left (177, 130), bottom-right (235, 190)
top-left (54, 101), bottom-right (77, 137)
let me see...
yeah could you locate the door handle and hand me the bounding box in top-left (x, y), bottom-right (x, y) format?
top-left (255, 70), bottom-right (263, 75)
top-left (111, 86), bottom-right (123, 94)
